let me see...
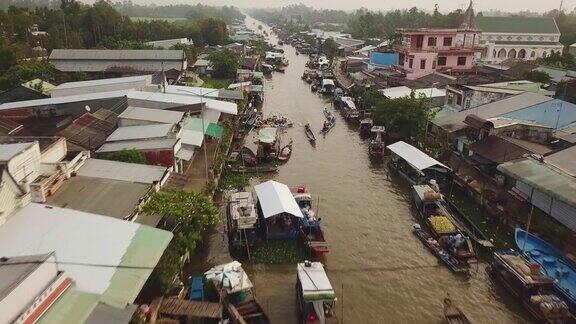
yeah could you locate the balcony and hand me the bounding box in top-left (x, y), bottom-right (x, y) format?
top-left (393, 44), bottom-right (483, 54)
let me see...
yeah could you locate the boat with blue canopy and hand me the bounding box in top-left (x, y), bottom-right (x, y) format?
top-left (516, 228), bottom-right (576, 310)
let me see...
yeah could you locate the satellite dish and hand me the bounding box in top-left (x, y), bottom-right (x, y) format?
top-left (85, 105), bottom-right (91, 112)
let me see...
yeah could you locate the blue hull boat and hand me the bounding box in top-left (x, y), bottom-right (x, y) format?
top-left (515, 228), bottom-right (576, 309)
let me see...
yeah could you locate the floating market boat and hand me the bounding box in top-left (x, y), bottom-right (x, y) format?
top-left (369, 126), bottom-right (386, 159)
top-left (321, 119), bottom-right (335, 134)
top-left (227, 191), bottom-right (260, 256)
top-left (339, 96), bottom-right (359, 120)
top-left (205, 261), bottom-right (271, 324)
top-left (413, 224), bottom-right (469, 274)
top-left (228, 164), bottom-right (279, 174)
top-left (304, 124), bottom-right (316, 143)
top-left (443, 296), bottom-right (471, 324)
top-left (516, 228), bottom-right (576, 309)
top-left (291, 186), bottom-right (329, 256)
top-left (387, 141), bottom-right (451, 186)
top-left (240, 146), bottom-right (258, 167)
top-left (489, 249), bottom-right (574, 323)
top-left (359, 117), bottom-right (373, 137)
top-left (254, 180), bottom-right (304, 241)
top-left (296, 261), bottom-right (338, 324)
top-left (412, 184), bottom-right (476, 264)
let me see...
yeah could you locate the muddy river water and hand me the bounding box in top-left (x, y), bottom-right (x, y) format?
top-left (189, 16), bottom-right (532, 324)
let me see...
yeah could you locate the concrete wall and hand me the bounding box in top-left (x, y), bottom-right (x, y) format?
top-left (0, 254), bottom-right (59, 323)
top-left (40, 138), bottom-right (67, 164)
top-left (7, 142), bottom-right (42, 185)
top-left (0, 169), bottom-right (26, 225)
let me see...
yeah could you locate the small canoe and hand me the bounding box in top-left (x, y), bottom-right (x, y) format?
top-left (323, 109), bottom-right (332, 120)
top-left (443, 297), bottom-right (471, 324)
top-left (321, 121), bottom-right (335, 134)
top-left (304, 125), bottom-right (316, 143)
top-left (413, 225), bottom-right (469, 274)
top-left (228, 165), bottom-right (279, 173)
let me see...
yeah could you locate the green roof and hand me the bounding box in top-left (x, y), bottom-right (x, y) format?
top-left (476, 16), bottom-right (560, 34)
top-left (38, 291), bottom-right (100, 324)
top-left (206, 123), bottom-right (223, 139)
top-left (498, 158), bottom-right (576, 207)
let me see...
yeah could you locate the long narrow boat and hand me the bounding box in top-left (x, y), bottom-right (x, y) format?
top-left (413, 225), bottom-right (469, 274)
top-left (304, 124), bottom-right (316, 143)
top-left (443, 297), bottom-right (471, 324)
top-left (413, 185), bottom-right (476, 264)
top-left (291, 186), bottom-right (329, 256)
top-left (489, 249), bottom-right (574, 323)
top-left (516, 228), bottom-right (576, 309)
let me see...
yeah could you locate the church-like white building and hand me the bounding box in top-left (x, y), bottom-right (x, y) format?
top-left (476, 16), bottom-right (564, 63)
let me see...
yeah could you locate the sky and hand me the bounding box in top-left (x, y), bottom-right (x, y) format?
top-left (121, 0), bottom-right (576, 13)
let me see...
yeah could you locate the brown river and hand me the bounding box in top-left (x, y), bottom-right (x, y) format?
top-left (189, 16), bottom-right (531, 324)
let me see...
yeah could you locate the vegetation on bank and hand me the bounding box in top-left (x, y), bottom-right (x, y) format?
top-left (102, 149), bottom-right (147, 165)
top-left (141, 189), bottom-right (219, 294)
top-left (251, 241), bottom-right (304, 264)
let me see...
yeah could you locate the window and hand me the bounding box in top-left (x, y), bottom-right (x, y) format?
top-left (432, 60), bottom-right (437, 69)
top-left (409, 58), bottom-right (413, 68)
top-left (457, 56), bottom-right (467, 66)
top-left (428, 37), bottom-right (437, 46)
top-left (443, 37), bottom-right (452, 46)
top-left (420, 59), bottom-right (426, 69)
top-left (437, 56), bottom-right (447, 66)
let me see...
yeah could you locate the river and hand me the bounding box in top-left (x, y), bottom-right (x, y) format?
top-left (190, 16), bottom-right (531, 324)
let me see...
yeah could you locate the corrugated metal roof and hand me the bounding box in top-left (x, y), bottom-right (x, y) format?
top-left (54, 75), bottom-right (152, 90)
top-left (387, 141), bottom-right (450, 171)
top-left (106, 124), bottom-right (173, 142)
top-left (498, 158), bottom-right (576, 207)
top-left (50, 49), bottom-right (185, 61)
top-left (545, 145), bottom-right (576, 176)
top-left (0, 90), bottom-right (130, 111)
top-left (254, 180), bottom-right (304, 219)
top-left (52, 61), bottom-right (182, 73)
top-left (477, 16), bottom-right (560, 34)
top-left (119, 106), bottom-right (184, 124)
top-left (97, 138), bottom-right (178, 153)
top-left (77, 158), bottom-right (167, 184)
top-left (433, 92), bottom-right (553, 133)
top-left (127, 91), bottom-right (237, 115)
top-left (0, 203), bottom-right (172, 305)
top-left (379, 86), bottom-right (446, 99)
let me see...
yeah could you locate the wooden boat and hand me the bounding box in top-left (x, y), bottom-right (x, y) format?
top-left (240, 146), bottom-right (258, 167)
top-left (446, 200), bottom-right (494, 250)
top-left (359, 118), bottom-right (373, 137)
top-left (311, 83), bottom-right (318, 92)
top-left (274, 66), bottom-right (285, 73)
top-left (412, 185), bottom-right (476, 264)
top-left (277, 141), bottom-right (293, 162)
top-left (413, 225), bottom-right (469, 274)
top-left (304, 124), bottom-right (316, 143)
top-left (292, 186), bottom-right (329, 256)
top-left (296, 262), bottom-right (338, 323)
top-left (443, 297), bottom-right (471, 324)
top-left (227, 191), bottom-right (260, 256)
top-left (368, 126), bottom-right (386, 159)
top-left (321, 115), bottom-right (335, 134)
top-left (489, 249), bottom-right (573, 323)
top-left (516, 228), bottom-right (576, 309)
top-left (205, 261), bottom-right (271, 324)
top-left (228, 164), bottom-right (279, 173)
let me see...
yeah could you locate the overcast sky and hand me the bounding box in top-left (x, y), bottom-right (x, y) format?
top-left (120, 0), bottom-right (576, 13)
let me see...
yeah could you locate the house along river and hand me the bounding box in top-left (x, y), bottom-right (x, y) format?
top-left (188, 16), bottom-right (531, 324)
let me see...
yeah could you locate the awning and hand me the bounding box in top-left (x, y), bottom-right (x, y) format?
top-left (175, 146), bottom-right (195, 161)
top-left (206, 123), bottom-right (223, 139)
top-left (258, 127), bottom-right (277, 144)
top-left (387, 141), bottom-right (450, 171)
top-left (254, 180), bottom-right (303, 219)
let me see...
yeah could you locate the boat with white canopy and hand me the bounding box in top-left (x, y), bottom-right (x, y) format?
top-left (387, 141), bottom-right (451, 186)
top-left (254, 180), bottom-right (304, 240)
top-left (296, 261), bottom-right (338, 324)
top-left (204, 261), bottom-right (270, 323)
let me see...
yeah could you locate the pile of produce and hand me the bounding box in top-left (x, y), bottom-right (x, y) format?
top-left (428, 215), bottom-right (456, 234)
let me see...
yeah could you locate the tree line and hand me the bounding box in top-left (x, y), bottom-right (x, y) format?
top-left (0, 0), bottom-right (236, 90)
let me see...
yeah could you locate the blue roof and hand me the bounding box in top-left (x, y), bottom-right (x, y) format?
top-left (369, 52), bottom-right (398, 67)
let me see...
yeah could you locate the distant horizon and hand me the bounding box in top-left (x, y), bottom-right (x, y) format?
top-left (88, 0), bottom-right (575, 14)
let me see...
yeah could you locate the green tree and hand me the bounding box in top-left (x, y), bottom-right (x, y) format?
top-left (524, 70), bottom-right (551, 84)
top-left (197, 18), bottom-right (227, 46)
top-left (207, 49), bottom-right (240, 78)
top-left (372, 92), bottom-right (436, 140)
top-left (103, 149), bottom-right (146, 164)
top-left (0, 59), bottom-right (55, 91)
top-left (320, 38), bottom-right (339, 59)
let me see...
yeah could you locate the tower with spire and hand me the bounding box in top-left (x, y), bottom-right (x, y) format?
top-left (460, 1), bottom-right (477, 31)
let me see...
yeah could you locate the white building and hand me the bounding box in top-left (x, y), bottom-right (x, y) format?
top-left (477, 16), bottom-right (564, 63)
